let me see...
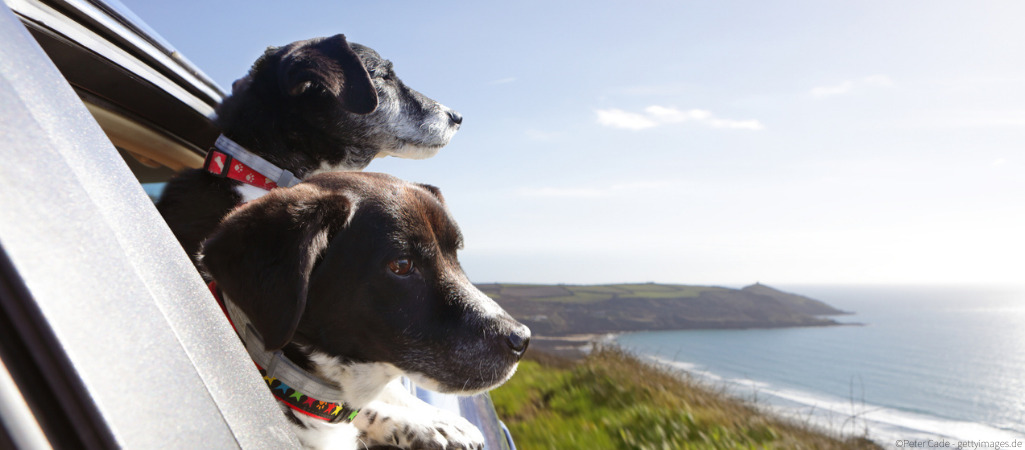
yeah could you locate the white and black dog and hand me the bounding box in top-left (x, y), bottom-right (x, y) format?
top-left (157, 34), bottom-right (461, 264)
top-left (200, 172), bottom-right (529, 449)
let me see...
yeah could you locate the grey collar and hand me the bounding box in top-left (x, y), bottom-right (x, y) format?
top-left (221, 295), bottom-right (347, 403)
top-left (214, 134), bottom-right (302, 188)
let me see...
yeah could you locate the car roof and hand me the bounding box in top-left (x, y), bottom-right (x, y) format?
top-left (11, 0), bottom-right (225, 183)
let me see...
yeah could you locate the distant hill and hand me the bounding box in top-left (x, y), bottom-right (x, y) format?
top-left (741, 282), bottom-right (848, 315)
top-left (478, 282), bottom-right (850, 336)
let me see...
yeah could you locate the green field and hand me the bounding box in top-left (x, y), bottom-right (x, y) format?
top-left (491, 348), bottom-right (879, 450)
top-left (480, 283), bottom-right (725, 304)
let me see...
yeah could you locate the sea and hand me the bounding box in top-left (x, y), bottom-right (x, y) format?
top-left (614, 285), bottom-right (1025, 447)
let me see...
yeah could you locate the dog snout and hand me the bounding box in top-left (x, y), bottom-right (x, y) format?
top-left (447, 110), bottom-right (463, 125)
top-left (505, 324), bottom-right (531, 359)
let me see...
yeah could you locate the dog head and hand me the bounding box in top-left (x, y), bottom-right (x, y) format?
top-left (344, 43), bottom-right (462, 161)
top-left (219, 34), bottom-right (461, 171)
top-left (199, 172), bottom-right (528, 394)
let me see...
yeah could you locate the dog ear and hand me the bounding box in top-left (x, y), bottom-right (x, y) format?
top-left (231, 75), bottom-right (252, 95)
top-left (278, 34), bottom-right (378, 114)
top-left (416, 183), bottom-right (446, 204)
top-left (199, 188), bottom-right (352, 350)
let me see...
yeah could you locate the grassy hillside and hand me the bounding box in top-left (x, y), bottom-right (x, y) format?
top-left (479, 282), bottom-right (848, 336)
top-left (491, 348), bottom-right (879, 450)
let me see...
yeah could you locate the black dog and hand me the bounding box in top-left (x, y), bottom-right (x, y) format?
top-left (157, 34), bottom-right (461, 264)
top-left (200, 172), bottom-right (529, 449)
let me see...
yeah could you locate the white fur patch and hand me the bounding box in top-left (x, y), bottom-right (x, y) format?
top-left (354, 393), bottom-right (485, 449)
top-left (234, 183), bottom-right (272, 204)
top-left (287, 352), bottom-right (489, 449)
top-left (379, 142), bottom-right (444, 160)
top-left (280, 352), bottom-right (406, 449)
top-left (454, 276), bottom-right (506, 320)
top-left (288, 414), bottom-right (359, 450)
top-left (374, 94), bottom-right (458, 159)
top-left (468, 287), bottom-right (507, 320)
top-left (403, 360), bottom-right (519, 397)
top-left (308, 160), bottom-right (365, 177)
top-left (306, 351), bottom-right (403, 408)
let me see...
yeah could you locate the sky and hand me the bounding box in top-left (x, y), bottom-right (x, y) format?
top-left (121, 0), bottom-right (1025, 287)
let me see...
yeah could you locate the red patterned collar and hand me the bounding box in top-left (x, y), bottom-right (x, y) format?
top-left (203, 135), bottom-right (301, 191)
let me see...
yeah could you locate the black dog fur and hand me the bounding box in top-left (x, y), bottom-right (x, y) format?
top-left (199, 172), bottom-right (529, 448)
top-left (157, 34), bottom-right (461, 264)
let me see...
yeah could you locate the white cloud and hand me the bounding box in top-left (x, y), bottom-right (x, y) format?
top-left (811, 75), bottom-right (894, 98)
top-left (595, 105), bottom-right (764, 131)
top-left (595, 108), bottom-right (658, 130)
top-left (644, 105), bottom-right (712, 123)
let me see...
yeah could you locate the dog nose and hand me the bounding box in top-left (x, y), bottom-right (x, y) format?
top-left (506, 326), bottom-right (531, 358)
top-left (447, 110), bottom-right (463, 125)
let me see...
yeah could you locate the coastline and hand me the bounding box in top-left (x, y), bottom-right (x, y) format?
top-left (528, 320), bottom-right (865, 360)
top-left (613, 326), bottom-right (1025, 447)
top-left (636, 350), bottom-right (1025, 446)
top-left (530, 333), bottom-right (1019, 448)
top-left (517, 285), bottom-right (1025, 447)
top-left (530, 333), bottom-right (619, 359)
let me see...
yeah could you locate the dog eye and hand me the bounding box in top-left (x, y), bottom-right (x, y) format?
top-left (368, 68), bottom-right (391, 80)
top-left (387, 258), bottom-right (414, 276)
top-left (371, 69), bottom-right (393, 81)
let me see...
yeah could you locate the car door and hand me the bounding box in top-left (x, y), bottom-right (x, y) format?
top-left (0, 2), bottom-right (300, 447)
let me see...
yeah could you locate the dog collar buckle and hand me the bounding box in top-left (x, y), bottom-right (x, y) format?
top-left (203, 149), bottom-right (233, 178)
top-left (276, 169), bottom-right (298, 189)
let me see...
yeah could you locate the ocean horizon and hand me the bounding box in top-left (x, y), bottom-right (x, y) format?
top-left (614, 284), bottom-right (1025, 447)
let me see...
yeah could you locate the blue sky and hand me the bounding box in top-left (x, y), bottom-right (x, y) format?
top-left (123, 0), bottom-right (1025, 286)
